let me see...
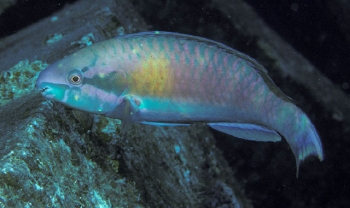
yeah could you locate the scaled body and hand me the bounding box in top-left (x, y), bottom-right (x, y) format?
top-left (36, 31), bottom-right (323, 170)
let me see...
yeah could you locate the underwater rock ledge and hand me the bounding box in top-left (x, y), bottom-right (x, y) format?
top-left (91, 109), bottom-right (250, 207)
top-left (0, 93), bottom-right (250, 207)
top-left (0, 94), bottom-right (143, 207)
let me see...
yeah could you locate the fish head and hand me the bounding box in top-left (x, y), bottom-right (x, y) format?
top-left (36, 48), bottom-right (126, 115)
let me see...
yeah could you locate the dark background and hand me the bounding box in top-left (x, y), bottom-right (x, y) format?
top-left (1, 0), bottom-right (349, 207)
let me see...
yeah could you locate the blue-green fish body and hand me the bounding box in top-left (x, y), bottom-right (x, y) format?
top-left (36, 31), bottom-right (323, 171)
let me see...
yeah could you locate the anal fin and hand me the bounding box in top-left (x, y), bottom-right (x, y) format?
top-left (140, 121), bottom-right (190, 126)
top-left (208, 122), bottom-right (281, 142)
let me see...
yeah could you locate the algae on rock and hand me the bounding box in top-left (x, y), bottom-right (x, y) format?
top-left (0, 94), bottom-right (144, 207)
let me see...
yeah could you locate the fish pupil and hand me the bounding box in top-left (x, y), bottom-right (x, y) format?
top-left (67, 69), bottom-right (83, 85)
top-left (72, 76), bottom-right (80, 82)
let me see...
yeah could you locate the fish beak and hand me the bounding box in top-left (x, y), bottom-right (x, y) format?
top-left (36, 66), bottom-right (70, 100)
top-left (36, 67), bottom-right (49, 88)
top-left (36, 71), bottom-right (51, 95)
top-left (35, 80), bottom-right (55, 98)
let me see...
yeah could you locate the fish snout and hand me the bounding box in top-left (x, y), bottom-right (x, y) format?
top-left (36, 68), bottom-right (51, 90)
top-left (35, 67), bottom-right (69, 100)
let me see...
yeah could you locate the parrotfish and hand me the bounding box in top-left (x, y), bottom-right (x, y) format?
top-left (36, 31), bottom-right (323, 172)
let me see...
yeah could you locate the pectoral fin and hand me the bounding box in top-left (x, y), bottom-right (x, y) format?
top-left (105, 94), bottom-right (141, 134)
top-left (123, 95), bottom-right (142, 131)
top-left (208, 122), bottom-right (281, 142)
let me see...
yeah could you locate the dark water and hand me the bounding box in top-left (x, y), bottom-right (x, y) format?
top-left (0, 0), bottom-right (78, 38)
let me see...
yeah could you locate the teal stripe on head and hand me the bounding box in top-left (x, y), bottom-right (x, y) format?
top-left (83, 71), bottom-right (127, 95)
top-left (81, 66), bottom-right (89, 73)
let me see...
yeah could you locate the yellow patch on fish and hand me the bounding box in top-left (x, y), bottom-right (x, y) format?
top-left (129, 54), bottom-right (174, 97)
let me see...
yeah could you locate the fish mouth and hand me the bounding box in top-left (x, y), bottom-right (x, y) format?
top-left (36, 81), bottom-right (70, 101)
top-left (40, 87), bottom-right (48, 93)
top-left (38, 85), bottom-right (56, 99)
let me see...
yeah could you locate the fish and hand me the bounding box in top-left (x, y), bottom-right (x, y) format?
top-left (36, 31), bottom-right (323, 173)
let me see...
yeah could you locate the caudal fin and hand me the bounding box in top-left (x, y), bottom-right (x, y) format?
top-left (275, 104), bottom-right (324, 176)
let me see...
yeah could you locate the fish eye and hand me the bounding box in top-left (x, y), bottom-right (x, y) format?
top-left (67, 69), bottom-right (83, 85)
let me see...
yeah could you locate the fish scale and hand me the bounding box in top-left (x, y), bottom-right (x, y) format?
top-left (36, 31), bottom-right (323, 175)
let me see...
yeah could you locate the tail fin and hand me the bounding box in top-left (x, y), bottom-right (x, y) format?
top-left (273, 103), bottom-right (324, 176)
top-left (293, 115), bottom-right (323, 177)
